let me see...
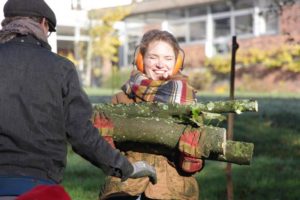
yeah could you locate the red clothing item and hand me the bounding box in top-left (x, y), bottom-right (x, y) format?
top-left (178, 128), bottom-right (204, 173)
top-left (93, 112), bottom-right (116, 148)
top-left (17, 185), bottom-right (71, 200)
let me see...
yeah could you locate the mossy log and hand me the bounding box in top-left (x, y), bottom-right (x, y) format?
top-left (95, 113), bottom-right (254, 165)
top-left (217, 141), bottom-right (254, 165)
top-left (94, 99), bottom-right (258, 119)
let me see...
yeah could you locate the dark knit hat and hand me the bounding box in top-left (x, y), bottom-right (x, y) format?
top-left (3, 0), bottom-right (56, 32)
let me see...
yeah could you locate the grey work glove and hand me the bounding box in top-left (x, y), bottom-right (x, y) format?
top-left (126, 161), bottom-right (157, 184)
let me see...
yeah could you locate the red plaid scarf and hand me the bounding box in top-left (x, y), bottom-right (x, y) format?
top-left (122, 70), bottom-right (196, 104)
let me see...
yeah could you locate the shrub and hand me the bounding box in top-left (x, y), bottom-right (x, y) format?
top-left (102, 66), bottom-right (131, 89)
top-left (188, 69), bottom-right (215, 91)
top-left (205, 44), bottom-right (300, 74)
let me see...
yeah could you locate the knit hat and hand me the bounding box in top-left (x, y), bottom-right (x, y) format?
top-left (3, 0), bottom-right (56, 32)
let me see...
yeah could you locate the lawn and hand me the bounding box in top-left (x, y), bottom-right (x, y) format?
top-left (62, 95), bottom-right (300, 200)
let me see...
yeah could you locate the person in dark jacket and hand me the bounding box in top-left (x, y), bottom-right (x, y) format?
top-left (0, 0), bottom-right (156, 199)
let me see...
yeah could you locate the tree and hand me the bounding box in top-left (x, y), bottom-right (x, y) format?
top-left (86, 6), bottom-right (131, 86)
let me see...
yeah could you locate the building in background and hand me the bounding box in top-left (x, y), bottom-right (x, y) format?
top-left (120, 0), bottom-right (300, 69)
top-left (1, 0), bottom-right (299, 86)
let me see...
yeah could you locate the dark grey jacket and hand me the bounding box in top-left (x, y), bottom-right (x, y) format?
top-left (0, 35), bottom-right (133, 183)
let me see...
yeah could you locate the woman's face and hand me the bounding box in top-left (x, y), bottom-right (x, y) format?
top-left (143, 40), bottom-right (176, 80)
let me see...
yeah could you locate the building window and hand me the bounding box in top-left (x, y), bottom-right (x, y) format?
top-left (213, 42), bottom-right (230, 54)
top-left (263, 12), bottom-right (278, 34)
top-left (146, 11), bottom-right (166, 22)
top-left (190, 21), bottom-right (206, 41)
top-left (167, 9), bottom-right (185, 20)
top-left (213, 17), bottom-right (231, 38)
top-left (168, 22), bottom-right (187, 42)
top-left (71, 0), bottom-right (82, 10)
top-left (235, 14), bottom-right (253, 35)
top-left (211, 2), bottom-right (231, 13)
top-left (57, 26), bottom-right (75, 37)
top-left (125, 14), bottom-right (146, 23)
top-left (127, 35), bottom-right (140, 66)
top-left (188, 5), bottom-right (207, 17)
top-left (233, 0), bottom-right (254, 10)
top-left (122, 0), bottom-right (280, 65)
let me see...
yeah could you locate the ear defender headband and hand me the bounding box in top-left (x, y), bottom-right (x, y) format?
top-left (133, 47), bottom-right (185, 75)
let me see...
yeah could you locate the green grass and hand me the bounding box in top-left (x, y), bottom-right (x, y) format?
top-left (62, 96), bottom-right (300, 200)
top-left (197, 115), bottom-right (300, 200)
top-left (62, 151), bottom-right (105, 200)
top-left (83, 87), bottom-right (121, 96)
top-left (198, 91), bottom-right (300, 98)
top-left (84, 87), bottom-right (300, 99)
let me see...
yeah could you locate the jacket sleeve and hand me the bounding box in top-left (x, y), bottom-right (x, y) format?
top-left (62, 66), bottom-right (133, 179)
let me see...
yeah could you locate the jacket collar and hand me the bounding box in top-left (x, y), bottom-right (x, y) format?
top-left (10, 34), bottom-right (51, 50)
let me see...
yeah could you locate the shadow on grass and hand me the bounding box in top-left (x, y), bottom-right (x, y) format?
top-left (197, 97), bottom-right (300, 200)
top-left (197, 157), bottom-right (300, 200)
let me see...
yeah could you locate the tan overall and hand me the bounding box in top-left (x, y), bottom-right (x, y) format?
top-left (100, 91), bottom-right (199, 200)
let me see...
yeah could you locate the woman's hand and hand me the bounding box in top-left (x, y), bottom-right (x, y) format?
top-left (178, 128), bottom-right (205, 173)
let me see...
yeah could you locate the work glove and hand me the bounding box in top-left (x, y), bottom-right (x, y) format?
top-left (178, 127), bottom-right (205, 173)
top-left (126, 161), bottom-right (157, 184)
top-left (93, 112), bottom-right (115, 148)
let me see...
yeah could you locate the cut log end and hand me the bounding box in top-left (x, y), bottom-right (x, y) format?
top-left (220, 141), bottom-right (254, 165)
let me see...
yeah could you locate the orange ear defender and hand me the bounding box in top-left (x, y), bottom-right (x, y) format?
top-left (135, 48), bottom-right (185, 75)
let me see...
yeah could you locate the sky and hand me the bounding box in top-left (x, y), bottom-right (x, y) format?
top-left (45, 0), bottom-right (132, 12)
top-left (0, 0), bottom-right (134, 27)
top-left (0, 0), bottom-right (132, 10)
top-left (80, 0), bottom-right (132, 9)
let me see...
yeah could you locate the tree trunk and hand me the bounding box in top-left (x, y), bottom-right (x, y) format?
top-left (101, 57), bottom-right (112, 84)
top-left (85, 37), bottom-right (93, 87)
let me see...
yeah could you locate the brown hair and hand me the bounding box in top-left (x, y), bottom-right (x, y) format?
top-left (139, 29), bottom-right (180, 58)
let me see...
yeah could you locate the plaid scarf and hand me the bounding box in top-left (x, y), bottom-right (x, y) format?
top-left (122, 70), bottom-right (196, 104)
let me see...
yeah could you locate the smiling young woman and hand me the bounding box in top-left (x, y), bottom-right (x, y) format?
top-left (98, 29), bottom-right (204, 200)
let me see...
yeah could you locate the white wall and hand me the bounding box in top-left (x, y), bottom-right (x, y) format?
top-left (0, 0), bottom-right (5, 28)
